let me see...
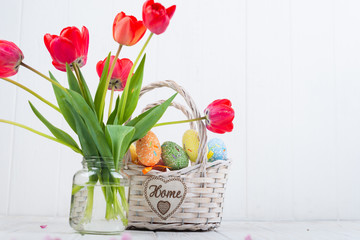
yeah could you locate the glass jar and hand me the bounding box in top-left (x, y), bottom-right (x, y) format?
top-left (69, 157), bottom-right (129, 235)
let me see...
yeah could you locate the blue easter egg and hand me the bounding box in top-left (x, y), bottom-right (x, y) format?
top-left (207, 138), bottom-right (227, 162)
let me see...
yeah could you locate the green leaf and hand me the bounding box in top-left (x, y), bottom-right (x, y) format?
top-left (29, 101), bottom-right (81, 152)
top-left (50, 72), bottom-right (77, 133)
top-left (66, 63), bottom-right (81, 94)
top-left (64, 100), bottom-right (98, 157)
top-left (105, 125), bottom-right (135, 170)
top-left (116, 55), bottom-right (146, 125)
top-left (75, 65), bottom-right (95, 111)
top-left (67, 89), bottom-right (113, 160)
top-left (126, 93), bottom-right (177, 142)
top-left (107, 96), bottom-right (120, 125)
top-left (94, 52), bottom-right (111, 123)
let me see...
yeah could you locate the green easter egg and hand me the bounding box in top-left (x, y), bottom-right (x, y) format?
top-left (182, 129), bottom-right (200, 162)
top-left (161, 141), bottom-right (189, 170)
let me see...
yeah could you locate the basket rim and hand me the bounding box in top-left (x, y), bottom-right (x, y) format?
top-left (123, 159), bottom-right (232, 177)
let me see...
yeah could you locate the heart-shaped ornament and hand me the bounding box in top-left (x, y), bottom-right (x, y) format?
top-left (144, 176), bottom-right (187, 220)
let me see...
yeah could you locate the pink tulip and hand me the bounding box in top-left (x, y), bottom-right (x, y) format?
top-left (96, 56), bottom-right (133, 91)
top-left (142, 0), bottom-right (176, 35)
top-left (44, 26), bottom-right (89, 71)
top-left (0, 40), bottom-right (24, 77)
top-left (204, 99), bottom-right (235, 134)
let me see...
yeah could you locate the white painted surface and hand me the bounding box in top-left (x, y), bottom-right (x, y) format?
top-left (1, 216), bottom-right (360, 240)
top-left (1, 0), bottom-right (360, 221)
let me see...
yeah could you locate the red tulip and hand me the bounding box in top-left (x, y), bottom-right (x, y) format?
top-left (113, 12), bottom-right (147, 46)
top-left (96, 56), bottom-right (133, 91)
top-left (44, 26), bottom-right (89, 72)
top-left (0, 40), bottom-right (24, 77)
top-left (142, 0), bottom-right (176, 35)
top-left (204, 99), bottom-right (234, 134)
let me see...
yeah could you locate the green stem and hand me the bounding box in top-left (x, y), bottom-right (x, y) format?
top-left (154, 116), bottom-right (206, 127)
top-left (72, 184), bottom-right (84, 195)
top-left (132, 32), bottom-right (154, 73)
top-left (1, 77), bottom-right (60, 112)
top-left (108, 85), bottom-right (115, 118)
top-left (72, 63), bottom-right (86, 97)
top-left (82, 185), bottom-right (95, 223)
top-left (0, 119), bottom-right (82, 154)
top-left (118, 186), bottom-right (128, 212)
top-left (119, 32), bottom-right (154, 122)
top-left (99, 44), bottom-right (123, 122)
top-left (20, 62), bottom-right (68, 92)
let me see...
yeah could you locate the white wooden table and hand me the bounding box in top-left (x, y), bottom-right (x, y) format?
top-left (1, 216), bottom-right (360, 240)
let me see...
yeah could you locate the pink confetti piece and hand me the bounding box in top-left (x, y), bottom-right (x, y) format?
top-left (40, 225), bottom-right (47, 229)
top-left (121, 233), bottom-right (132, 240)
top-left (245, 235), bottom-right (252, 240)
top-left (43, 236), bottom-right (61, 240)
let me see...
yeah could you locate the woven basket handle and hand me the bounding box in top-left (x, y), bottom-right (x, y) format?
top-left (129, 80), bottom-right (208, 173)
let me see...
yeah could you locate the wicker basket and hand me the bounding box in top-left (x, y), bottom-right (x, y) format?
top-left (123, 80), bottom-right (231, 231)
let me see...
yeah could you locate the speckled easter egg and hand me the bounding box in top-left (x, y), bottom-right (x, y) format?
top-left (161, 141), bottom-right (189, 170)
top-left (182, 129), bottom-right (200, 162)
top-left (207, 138), bottom-right (227, 162)
top-left (129, 144), bottom-right (140, 165)
top-left (136, 131), bottom-right (161, 166)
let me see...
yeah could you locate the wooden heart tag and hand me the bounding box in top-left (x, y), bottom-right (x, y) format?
top-left (144, 176), bottom-right (187, 220)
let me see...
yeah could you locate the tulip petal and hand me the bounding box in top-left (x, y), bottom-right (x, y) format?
top-left (211, 121), bottom-right (234, 132)
top-left (44, 34), bottom-right (57, 52)
top-left (52, 60), bottom-right (67, 72)
top-left (49, 37), bottom-right (77, 65)
top-left (113, 17), bottom-right (135, 46)
top-left (0, 68), bottom-right (17, 77)
top-left (81, 26), bottom-right (89, 57)
top-left (118, 58), bottom-right (133, 81)
top-left (60, 26), bottom-right (83, 57)
top-left (113, 12), bottom-right (126, 41)
top-left (209, 106), bottom-right (234, 125)
top-left (128, 21), bottom-right (147, 46)
top-left (109, 56), bottom-right (122, 79)
top-left (206, 123), bottom-right (226, 134)
top-left (207, 99), bottom-right (232, 109)
top-left (166, 5), bottom-right (176, 19)
top-left (143, 0), bottom-right (154, 12)
top-left (96, 59), bottom-right (105, 77)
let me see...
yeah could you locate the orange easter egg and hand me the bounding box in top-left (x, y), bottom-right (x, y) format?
top-left (136, 131), bottom-right (161, 166)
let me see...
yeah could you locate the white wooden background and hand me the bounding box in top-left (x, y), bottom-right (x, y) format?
top-left (1, 0), bottom-right (360, 222)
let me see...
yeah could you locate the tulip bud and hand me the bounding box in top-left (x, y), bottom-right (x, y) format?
top-left (113, 12), bottom-right (147, 46)
top-left (0, 40), bottom-right (24, 78)
top-left (142, 0), bottom-right (176, 35)
top-left (204, 99), bottom-right (235, 134)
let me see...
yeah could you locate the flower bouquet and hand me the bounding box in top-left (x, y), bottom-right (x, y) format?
top-left (0, 0), bottom-right (234, 234)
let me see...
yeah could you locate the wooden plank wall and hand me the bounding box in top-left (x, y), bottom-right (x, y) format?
top-left (1, 0), bottom-right (360, 221)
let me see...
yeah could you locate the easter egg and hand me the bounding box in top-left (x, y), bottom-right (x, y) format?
top-left (182, 129), bottom-right (200, 162)
top-left (207, 138), bottom-right (227, 162)
top-left (136, 131), bottom-right (161, 166)
top-left (161, 141), bottom-right (189, 170)
top-left (129, 144), bottom-right (140, 165)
